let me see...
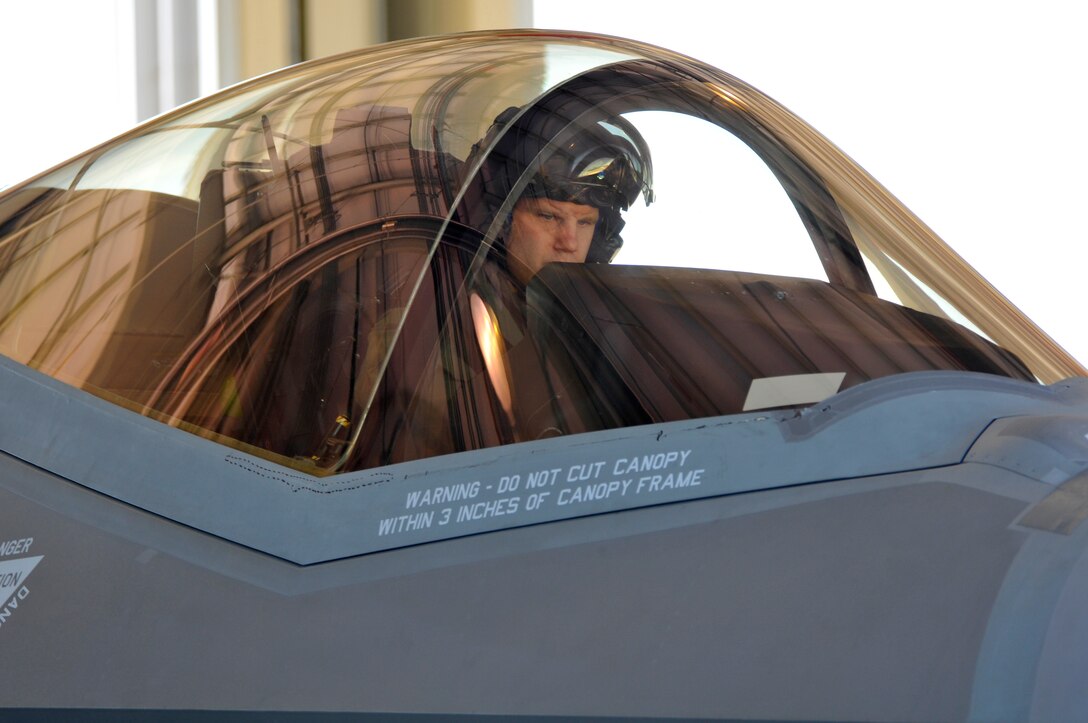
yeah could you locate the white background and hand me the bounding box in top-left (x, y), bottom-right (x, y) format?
top-left (536, 1), bottom-right (1088, 365)
top-left (2, 1), bottom-right (1085, 364)
top-left (1, 1), bottom-right (137, 186)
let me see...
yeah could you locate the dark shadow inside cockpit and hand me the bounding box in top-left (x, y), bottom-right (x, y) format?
top-left (521, 263), bottom-right (1035, 425)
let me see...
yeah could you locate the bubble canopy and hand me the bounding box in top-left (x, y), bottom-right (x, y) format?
top-left (0, 30), bottom-right (1079, 474)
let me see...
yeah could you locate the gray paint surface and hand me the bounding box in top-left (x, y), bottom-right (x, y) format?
top-left (0, 457), bottom-right (1055, 719)
top-left (5, 362), bottom-right (1088, 717)
top-left (4, 356), bottom-right (1087, 563)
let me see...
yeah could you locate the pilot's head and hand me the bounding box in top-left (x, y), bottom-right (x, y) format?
top-left (467, 105), bottom-right (654, 284)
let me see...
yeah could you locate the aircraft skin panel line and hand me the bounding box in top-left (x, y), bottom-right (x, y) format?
top-left (3, 354), bottom-right (1086, 564)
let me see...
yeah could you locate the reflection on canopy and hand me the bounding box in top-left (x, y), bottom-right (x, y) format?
top-left (0, 30), bottom-right (1077, 474)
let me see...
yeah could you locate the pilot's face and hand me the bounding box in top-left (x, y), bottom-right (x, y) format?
top-left (505, 197), bottom-right (599, 284)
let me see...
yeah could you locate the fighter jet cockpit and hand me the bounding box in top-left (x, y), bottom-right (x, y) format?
top-left (0, 32), bottom-right (1076, 477)
top-left (6, 31), bottom-right (1088, 719)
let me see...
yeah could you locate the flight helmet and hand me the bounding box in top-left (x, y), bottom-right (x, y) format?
top-left (465, 104), bottom-right (654, 263)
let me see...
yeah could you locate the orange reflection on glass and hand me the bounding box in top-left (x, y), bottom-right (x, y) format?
top-left (470, 292), bottom-right (514, 422)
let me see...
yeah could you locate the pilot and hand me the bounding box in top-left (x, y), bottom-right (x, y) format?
top-left (455, 107), bottom-right (655, 440)
top-left (465, 105), bottom-right (655, 286)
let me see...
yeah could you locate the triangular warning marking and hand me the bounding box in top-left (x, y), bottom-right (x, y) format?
top-left (0, 556), bottom-right (43, 609)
